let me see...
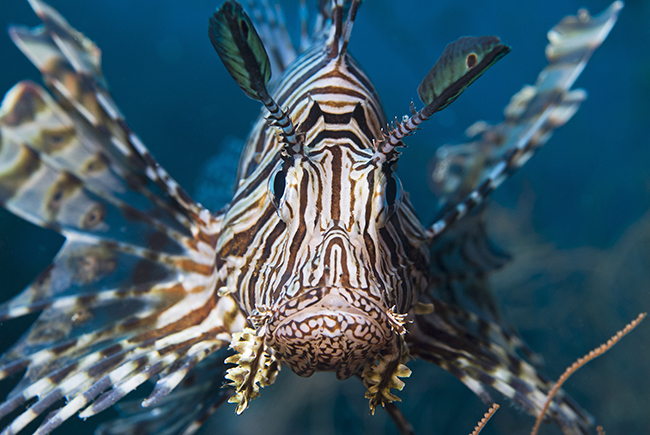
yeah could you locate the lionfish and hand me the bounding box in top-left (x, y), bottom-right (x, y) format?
top-left (0, 0), bottom-right (623, 434)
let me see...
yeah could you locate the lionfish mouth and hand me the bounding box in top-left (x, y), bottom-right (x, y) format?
top-left (264, 287), bottom-right (397, 380)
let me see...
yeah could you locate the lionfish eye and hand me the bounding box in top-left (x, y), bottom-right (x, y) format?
top-left (383, 164), bottom-right (400, 214)
top-left (386, 172), bottom-right (397, 208)
top-left (269, 165), bottom-right (287, 208)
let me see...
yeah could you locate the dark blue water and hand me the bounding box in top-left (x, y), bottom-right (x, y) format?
top-left (1, 1), bottom-right (648, 434)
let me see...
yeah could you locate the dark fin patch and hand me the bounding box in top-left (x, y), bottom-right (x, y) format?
top-left (209, 1), bottom-right (272, 101)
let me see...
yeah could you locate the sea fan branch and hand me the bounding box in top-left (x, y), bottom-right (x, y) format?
top-left (531, 312), bottom-right (646, 435)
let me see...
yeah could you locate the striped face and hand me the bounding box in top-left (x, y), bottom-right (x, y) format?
top-left (215, 48), bottom-right (429, 378)
top-left (260, 118), bottom-right (407, 378)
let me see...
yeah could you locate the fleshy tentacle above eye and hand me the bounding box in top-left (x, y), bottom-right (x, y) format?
top-left (415, 4), bottom-right (623, 367)
top-left (209, 0), bottom-right (302, 155)
top-left (373, 35), bottom-right (510, 163)
top-left (408, 3), bottom-right (623, 435)
top-left (0, 0), bottom-right (247, 433)
top-left (424, 1), bottom-right (623, 242)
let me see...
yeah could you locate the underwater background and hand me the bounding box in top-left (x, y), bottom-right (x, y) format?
top-left (1, 0), bottom-right (649, 434)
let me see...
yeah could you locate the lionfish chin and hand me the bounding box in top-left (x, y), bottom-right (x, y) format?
top-left (0, 1), bottom-right (625, 434)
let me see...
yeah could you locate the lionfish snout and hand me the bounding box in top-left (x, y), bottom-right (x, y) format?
top-left (264, 287), bottom-right (397, 379)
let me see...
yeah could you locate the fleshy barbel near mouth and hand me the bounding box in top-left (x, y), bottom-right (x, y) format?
top-left (264, 287), bottom-right (396, 379)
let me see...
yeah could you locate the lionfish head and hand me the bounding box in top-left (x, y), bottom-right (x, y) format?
top-left (259, 125), bottom-right (407, 379)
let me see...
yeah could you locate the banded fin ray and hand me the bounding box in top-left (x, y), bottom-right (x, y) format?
top-left (12, 0), bottom-right (205, 224)
top-left (0, 277), bottom-right (245, 434)
top-left (425, 1), bottom-right (623, 241)
top-left (325, 0), bottom-right (362, 59)
top-left (0, 82), bottom-right (217, 324)
top-left (409, 3), bottom-right (624, 433)
top-left (374, 36), bottom-right (510, 161)
top-left (407, 296), bottom-right (593, 435)
top-left (94, 352), bottom-right (232, 435)
top-left (0, 0), bottom-right (215, 323)
top-left (1, 1), bottom-right (248, 433)
top-left (0, 83), bottom-right (192, 251)
top-left (0, 316), bottom-right (234, 434)
top-left (4, 27), bottom-right (193, 237)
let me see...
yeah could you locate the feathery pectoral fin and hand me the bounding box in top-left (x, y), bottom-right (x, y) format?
top-left (94, 351), bottom-right (234, 435)
top-left (22, 0), bottom-right (104, 83)
top-left (0, 1), bottom-right (247, 433)
top-left (407, 296), bottom-right (593, 435)
top-left (424, 2), bottom-right (622, 242)
top-left (0, 81), bottom-right (193, 250)
top-left (10, 0), bottom-right (205, 223)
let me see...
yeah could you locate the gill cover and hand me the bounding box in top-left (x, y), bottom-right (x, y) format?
top-left (417, 36), bottom-right (510, 116)
top-left (208, 0), bottom-right (271, 100)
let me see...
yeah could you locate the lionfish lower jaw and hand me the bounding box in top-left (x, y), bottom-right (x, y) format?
top-left (223, 286), bottom-right (408, 414)
top-left (263, 286), bottom-right (401, 380)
